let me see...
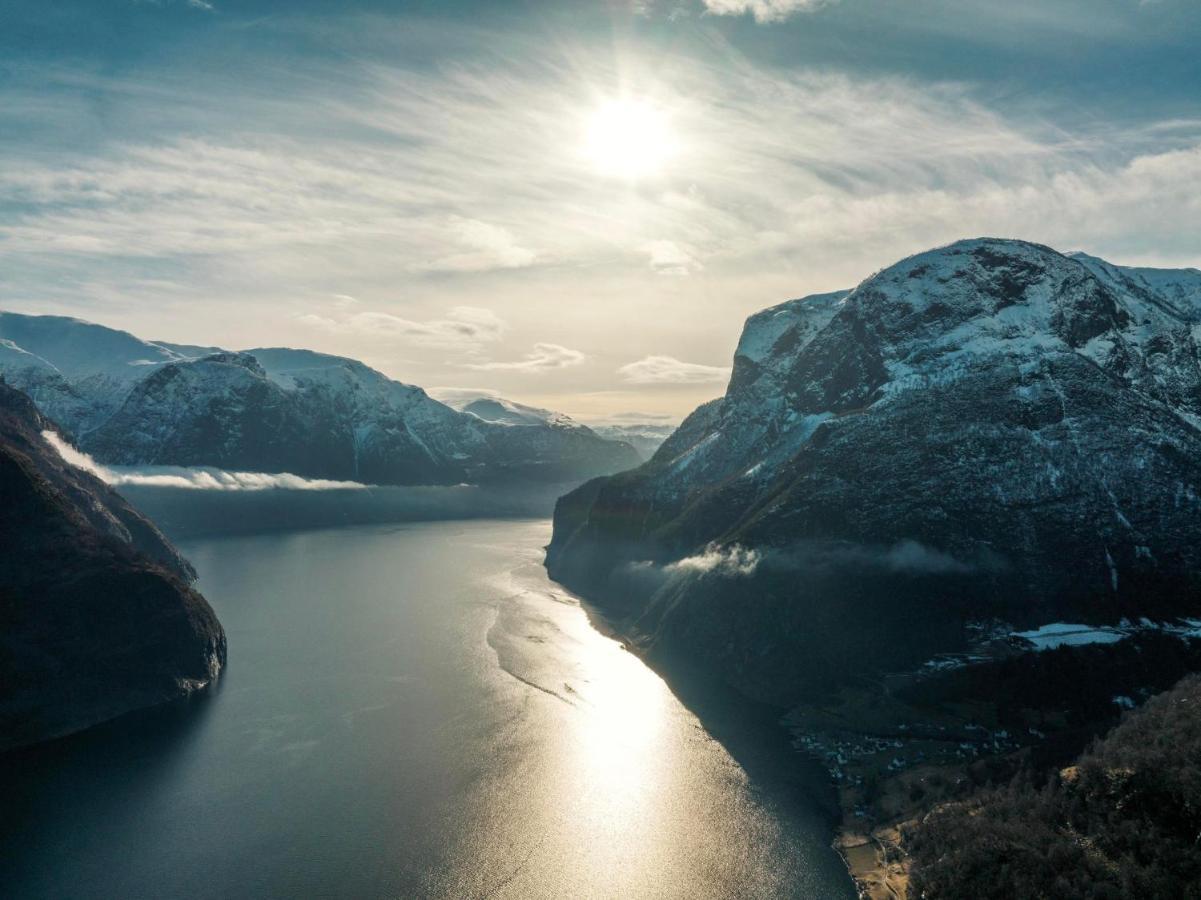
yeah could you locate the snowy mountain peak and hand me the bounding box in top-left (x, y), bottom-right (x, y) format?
top-left (463, 397), bottom-right (583, 430)
top-left (0, 312), bottom-right (184, 380)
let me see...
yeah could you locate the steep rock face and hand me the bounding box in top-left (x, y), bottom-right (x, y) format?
top-left (0, 381), bottom-right (226, 750)
top-left (0, 316), bottom-right (640, 486)
top-left (548, 239), bottom-right (1201, 703)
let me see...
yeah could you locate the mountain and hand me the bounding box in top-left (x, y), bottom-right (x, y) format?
top-left (459, 396), bottom-right (643, 478)
top-left (547, 238), bottom-right (1201, 703)
top-left (0, 380), bottom-right (226, 751)
top-left (0, 313), bottom-right (194, 435)
top-left (0, 315), bottom-right (638, 486)
top-left (588, 423), bottom-right (677, 460)
top-left (462, 396), bottom-right (579, 429)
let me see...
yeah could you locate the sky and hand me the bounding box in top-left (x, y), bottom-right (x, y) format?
top-left (2, 0), bottom-right (1200, 422)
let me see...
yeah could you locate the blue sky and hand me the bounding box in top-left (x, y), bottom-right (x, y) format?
top-left (2, 0), bottom-right (1199, 419)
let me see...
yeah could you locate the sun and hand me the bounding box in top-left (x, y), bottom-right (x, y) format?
top-left (584, 98), bottom-right (676, 179)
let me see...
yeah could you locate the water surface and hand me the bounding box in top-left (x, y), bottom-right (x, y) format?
top-left (2, 519), bottom-right (853, 899)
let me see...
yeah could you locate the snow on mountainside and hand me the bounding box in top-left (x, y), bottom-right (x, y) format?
top-left (0, 313), bottom-right (202, 433)
top-left (462, 396), bottom-right (582, 430)
top-left (548, 238), bottom-right (1201, 703)
top-left (0, 315), bottom-right (638, 486)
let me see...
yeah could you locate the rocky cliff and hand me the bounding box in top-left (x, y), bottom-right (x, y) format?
top-left (0, 381), bottom-right (226, 751)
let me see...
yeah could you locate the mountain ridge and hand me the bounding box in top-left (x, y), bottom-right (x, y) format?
top-left (0, 315), bottom-right (639, 486)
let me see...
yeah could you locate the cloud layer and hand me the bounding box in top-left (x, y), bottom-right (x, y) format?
top-left (618, 355), bottom-right (732, 384)
top-left (297, 305), bottom-right (506, 350)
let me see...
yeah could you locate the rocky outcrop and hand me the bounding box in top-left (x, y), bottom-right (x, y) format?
top-left (548, 239), bottom-right (1201, 703)
top-left (0, 381), bottom-right (226, 751)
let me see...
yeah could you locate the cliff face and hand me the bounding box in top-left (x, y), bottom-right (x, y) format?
top-left (547, 239), bottom-right (1201, 703)
top-left (0, 381), bottom-right (226, 751)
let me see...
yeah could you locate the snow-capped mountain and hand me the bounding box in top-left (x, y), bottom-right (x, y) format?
top-left (588, 423), bottom-right (676, 460)
top-left (462, 396), bottom-right (581, 429)
top-left (0, 313), bottom-right (197, 434)
top-left (0, 314), bottom-right (638, 486)
top-left (548, 238), bottom-right (1201, 702)
top-left (458, 395), bottom-right (642, 479)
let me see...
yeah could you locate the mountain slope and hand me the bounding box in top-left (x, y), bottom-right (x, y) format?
top-left (909, 673), bottom-right (1201, 899)
top-left (547, 238), bottom-right (1201, 702)
top-left (0, 381), bottom-right (226, 750)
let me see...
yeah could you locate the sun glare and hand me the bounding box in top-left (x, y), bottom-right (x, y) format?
top-left (584, 98), bottom-right (676, 179)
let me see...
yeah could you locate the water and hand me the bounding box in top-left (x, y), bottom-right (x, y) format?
top-left (1, 519), bottom-right (854, 899)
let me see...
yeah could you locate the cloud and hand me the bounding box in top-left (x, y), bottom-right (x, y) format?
top-left (415, 217), bottom-right (537, 273)
top-left (667, 543), bottom-right (761, 576)
top-left (618, 355), bottom-right (732, 384)
top-left (466, 343), bottom-right (586, 373)
top-left (645, 239), bottom-right (700, 275)
top-left (42, 430), bottom-right (367, 491)
top-left (427, 386), bottom-right (502, 408)
top-left (702, 0), bottom-right (835, 22)
top-left (297, 305), bottom-right (506, 349)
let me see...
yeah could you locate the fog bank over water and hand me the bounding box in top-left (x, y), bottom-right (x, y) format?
top-left (43, 430), bottom-right (370, 492)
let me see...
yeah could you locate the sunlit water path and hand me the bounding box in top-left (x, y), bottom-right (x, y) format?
top-left (2, 519), bottom-right (853, 898)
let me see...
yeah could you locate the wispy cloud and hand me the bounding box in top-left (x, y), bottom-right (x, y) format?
top-left (466, 343), bottom-right (586, 373)
top-left (701, 0), bottom-right (835, 23)
top-left (645, 239), bottom-right (700, 275)
top-left (297, 305), bottom-right (506, 349)
top-left (427, 386), bottom-right (502, 408)
top-left (618, 355), bottom-right (731, 384)
top-left (43, 430), bottom-right (367, 491)
top-left (414, 218), bottom-right (536, 273)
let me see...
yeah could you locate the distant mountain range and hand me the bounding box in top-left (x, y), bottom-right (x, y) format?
top-left (548, 238), bottom-right (1201, 700)
top-left (0, 313), bottom-right (640, 486)
top-left (0, 380), bottom-right (225, 750)
top-left (439, 393), bottom-right (675, 461)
